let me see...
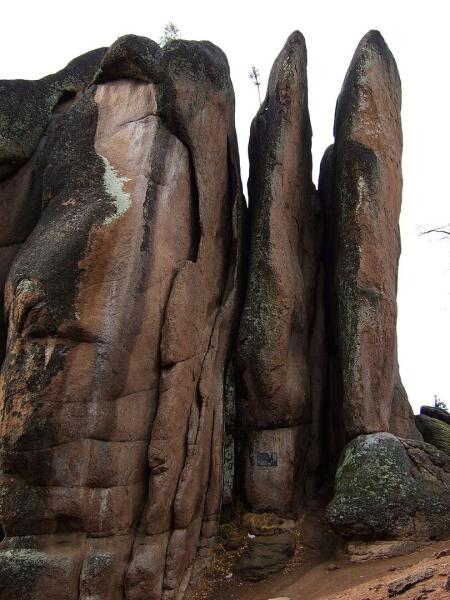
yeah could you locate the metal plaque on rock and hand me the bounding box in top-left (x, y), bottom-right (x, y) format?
top-left (256, 452), bottom-right (278, 467)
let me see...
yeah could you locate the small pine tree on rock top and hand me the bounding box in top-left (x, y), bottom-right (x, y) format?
top-left (160, 22), bottom-right (180, 47)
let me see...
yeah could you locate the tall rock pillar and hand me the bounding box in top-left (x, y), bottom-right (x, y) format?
top-left (237, 31), bottom-right (323, 513)
top-left (319, 30), bottom-right (418, 443)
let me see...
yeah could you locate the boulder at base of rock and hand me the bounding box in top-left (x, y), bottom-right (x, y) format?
top-left (327, 433), bottom-right (450, 540)
top-left (415, 414), bottom-right (450, 455)
top-left (235, 533), bottom-right (295, 581)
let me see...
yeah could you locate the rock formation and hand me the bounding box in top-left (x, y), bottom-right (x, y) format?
top-left (237, 31), bottom-right (323, 514)
top-left (328, 433), bottom-right (450, 540)
top-left (416, 414), bottom-right (450, 455)
top-left (319, 30), bottom-right (417, 443)
top-left (0, 35), bottom-right (244, 599)
top-left (420, 405), bottom-right (450, 426)
top-left (0, 48), bottom-right (107, 364)
top-left (322, 32), bottom-right (450, 546)
top-left (0, 27), bottom-right (446, 600)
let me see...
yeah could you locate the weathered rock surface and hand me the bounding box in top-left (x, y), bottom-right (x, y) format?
top-left (347, 540), bottom-right (420, 563)
top-left (415, 415), bottom-right (450, 455)
top-left (0, 47), bottom-right (107, 180)
top-left (0, 34), bottom-right (244, 600)
top-left (0, 47), bottom-right (107, 364)
top-left (237, 31), bottom-right (323, 513)
top-left (319, 30), bottom-right (418, 442)
top-left (387, 568), bottom-right (436, 596)
top-left (235, 533), bottom-right (295, 581)
top-left (327, 433), bottom-right (450, 540)
top-left (420, 405), bottom-right (450, 427)
top-left (1, 26), bottom-right (441, 598)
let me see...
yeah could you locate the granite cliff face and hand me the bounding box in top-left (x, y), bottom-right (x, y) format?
top-left (0, 35), bottom-right (244, 599)
top-left (0, 28), bottom-right (444, 600)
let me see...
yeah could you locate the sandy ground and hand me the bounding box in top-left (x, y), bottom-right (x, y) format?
top-left (212, 539), bottom-right (450, 600)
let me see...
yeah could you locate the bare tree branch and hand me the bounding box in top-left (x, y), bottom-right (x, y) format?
top-left (249, 66), bottom-right (262, 106)
top-left (419, 225), bottom-right (450, 237)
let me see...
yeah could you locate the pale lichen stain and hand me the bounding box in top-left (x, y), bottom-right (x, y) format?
top-left (99, 154), bottom-right (131, 225)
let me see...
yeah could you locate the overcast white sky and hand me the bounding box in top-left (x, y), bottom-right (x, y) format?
top-left (2, 0), bottom-right (449, 413)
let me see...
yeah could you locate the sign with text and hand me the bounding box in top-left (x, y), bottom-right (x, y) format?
top-left (256, 451), bottom-right (278, 467)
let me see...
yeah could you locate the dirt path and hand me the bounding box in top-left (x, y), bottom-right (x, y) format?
top-left (213, 539), bottom-right (450, 600)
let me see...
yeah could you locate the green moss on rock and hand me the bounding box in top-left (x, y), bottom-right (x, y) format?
top-left (94, 35), bottom-right (161, 83)
top-left (415, 415), bottom-right (450, 455)
top-left (0, 548), bottom-right (46, 599)
top-left (328, 433), bottom-right (416, 538)
top-left (327, 432), bottom-right (450, 540)
top-left (0, 47), bottom-right (106, 180)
